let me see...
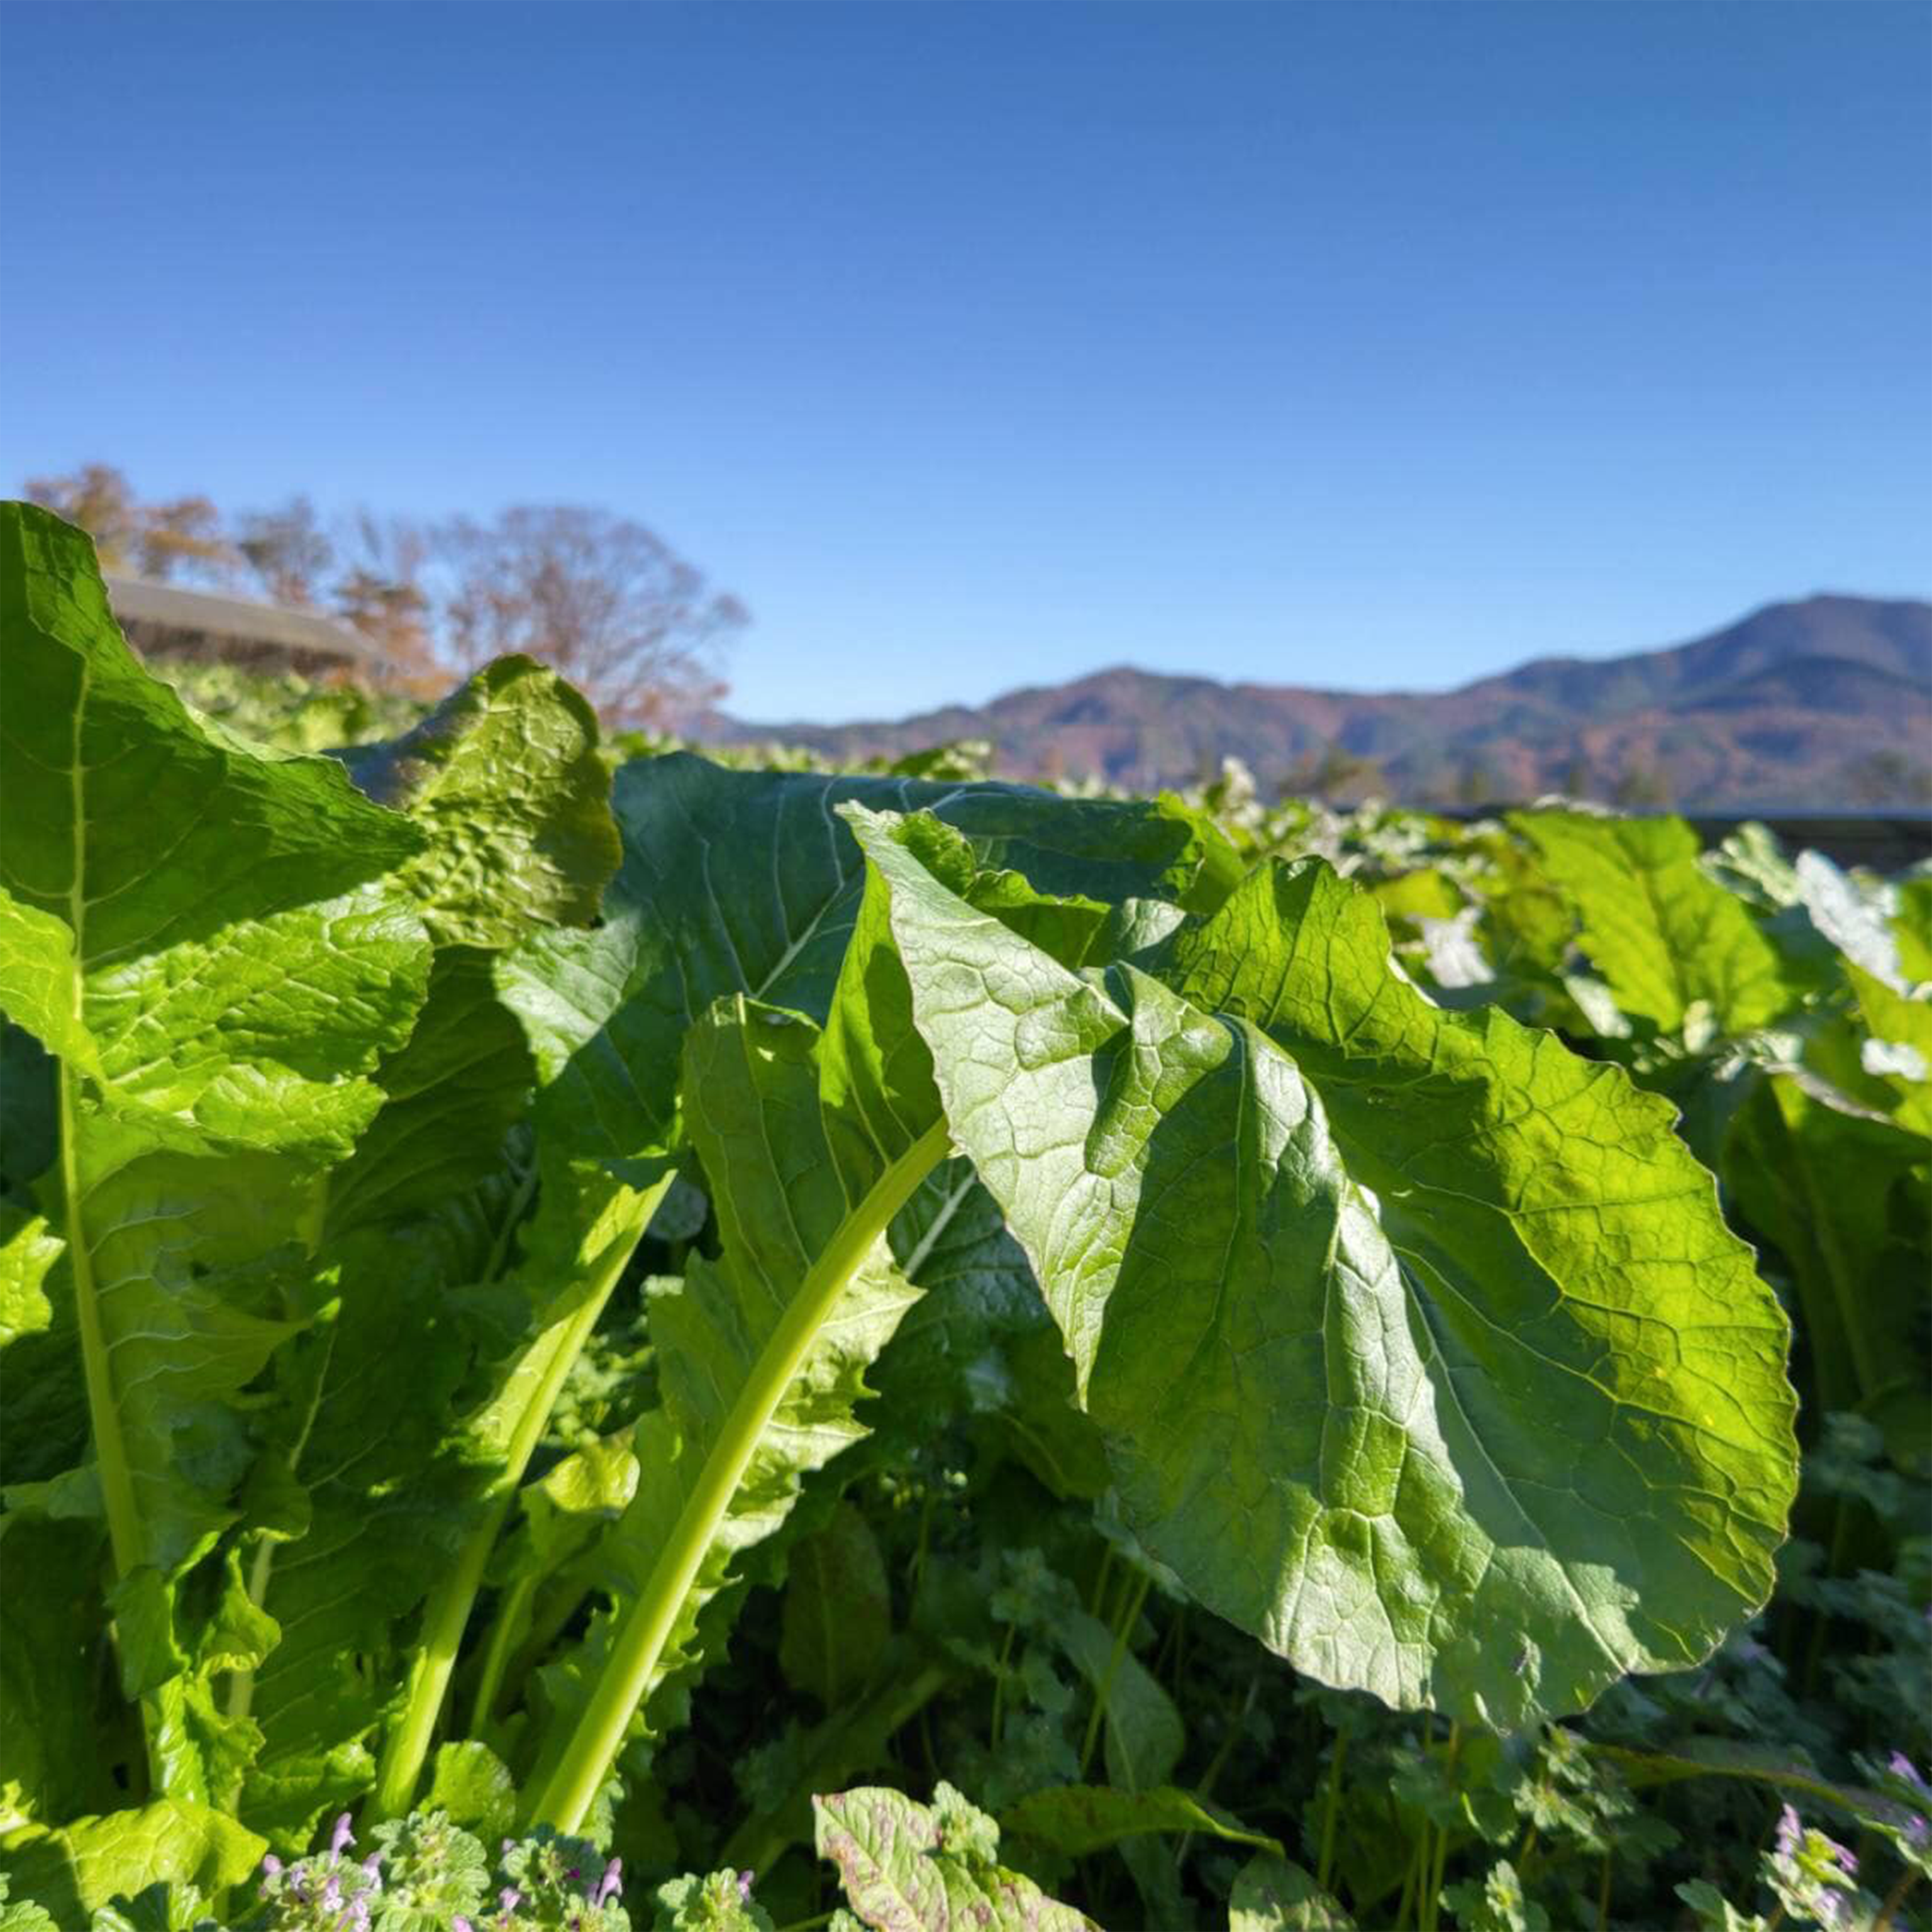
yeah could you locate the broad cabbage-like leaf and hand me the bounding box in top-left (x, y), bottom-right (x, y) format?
top-left (0, 504), bottom-right (436, 1803)
top-left (497, 753), bottom-right (1236, 1182)
top-left (853, 809), bottom-right (1799, 1728)
top-left (230, 661), bottom-right (625, 1833)
top-left (1514, 811), bottom-right (1792, 1035)
top-left (1724, 1071), bottom-right (1929, 1454)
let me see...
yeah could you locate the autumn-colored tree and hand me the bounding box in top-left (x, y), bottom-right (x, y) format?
top-left (231, 496), bottom-right (333, 606)
top-left (23, 463), bottom-right (229, 582)
top-left (332, 511), bottom-right (444, 691)
top-left (436, 504), bottom-right (746, 726)
top-left (23, 463), bottom-right (142, 566)
top-left (20, 470), bottom-right (745, 718)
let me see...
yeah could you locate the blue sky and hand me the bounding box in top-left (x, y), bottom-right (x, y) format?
top-left (3, 1), bottom-right (1928, 721)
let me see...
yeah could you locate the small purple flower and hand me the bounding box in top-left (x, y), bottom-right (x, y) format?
top-left (591, 1857), bottom-right (623, 1907)
top-left (500, 1888), bottom-right (522, 1914)
top-left (454, 1919), bottom-right (474, 1932)
top-left (1891, 1752), bottom-right (1929, 1792)
top-left (1777, 1804), bottom-right (1802, 1856)
top-left (738, 1870), bottom-right (754, 1902)
top-left (261, 1854), bottom-right (284, 1879)
top-left (330, 1813), bottom-right (356, 1860)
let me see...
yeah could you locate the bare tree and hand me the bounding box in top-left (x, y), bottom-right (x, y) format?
top-left (331, 511), bottom-right (444, 691)
top-left (231, 496), bottom-right (334, 606)
top-left (436, 505), bottom-right (745, 726)
top-left (23, 464), bottom-right (228, 582)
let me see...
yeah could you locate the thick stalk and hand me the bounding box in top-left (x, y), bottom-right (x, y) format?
top-left (527, 1119), bottom-right (951, 1832)
top-left (367, 1171), bottom-right (670, 1821)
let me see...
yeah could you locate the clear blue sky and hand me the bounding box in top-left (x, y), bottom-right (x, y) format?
top-left (3, 1), bottom-right (1928, 721)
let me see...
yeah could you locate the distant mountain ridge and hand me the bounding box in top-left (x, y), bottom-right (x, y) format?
top-left (695, 595), bottom-right (1932, 807)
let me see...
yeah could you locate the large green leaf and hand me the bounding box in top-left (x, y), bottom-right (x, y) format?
top-left (1514, 811), bottom-right (1792, 1035)
top-left (497, 753), bottom-right (1236, 1182)
top-left (0, 1799), bottom-right (264, 1926)
top-left (493, 760), bottom-right (1236, 1825)
top-left (1724, 1072), bottom-right (1929, 1445)
top-left (226, 658), bottom-right (625, 1829)
top-left (0, 504), bottom-right (439, 1805)
top-left (855, 810), bottom-right (1799, 1728)
top-left (236, 1188), bottom-right (513, 1841)
top-left (325, 653), bottom-right (621, 1234)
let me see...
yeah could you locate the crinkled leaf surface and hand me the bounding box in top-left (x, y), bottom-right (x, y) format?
top-left (214, 655), bottom-right (620, 1831)
top-left (1514, 811), bottom-right (1792, 1034)
top-left (652, 1868), bottom-right (779, 1931)
top-left (0, 504), bottom-right (433, 1600)
top-left (855, 811), bottom-right (1799, 1727)
top-left (0, 1799), bottom-right (264, 1925)
top-left (813, 1784), bottom-right (1097, 1932)
top-left (237, 1189), bottom-right (511, 1840)
top-left (339, 653), bottom-right (619, 948)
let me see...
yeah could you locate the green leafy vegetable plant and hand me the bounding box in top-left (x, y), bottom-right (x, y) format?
top-left (7, 497), bottom-right (1925, 1931)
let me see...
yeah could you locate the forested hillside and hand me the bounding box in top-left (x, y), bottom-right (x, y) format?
top-left (701, 594), bottom-right (1932, 806)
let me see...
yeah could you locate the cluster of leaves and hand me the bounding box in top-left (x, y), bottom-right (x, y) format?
top-left (150, 662), bottom-right (434, 755)
top-left (1, 501), bottom-right (1926, 1931)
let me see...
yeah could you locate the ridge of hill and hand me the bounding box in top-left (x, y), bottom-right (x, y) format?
top-left (695, 594), bottom-right (1932, 806)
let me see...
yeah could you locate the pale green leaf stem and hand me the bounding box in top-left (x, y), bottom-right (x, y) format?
top-left (528, 1114), bottom-right (950, 1831)
top-left (367, 1168), bottom-right (672, 1821)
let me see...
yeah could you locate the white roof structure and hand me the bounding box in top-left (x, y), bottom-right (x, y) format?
top-left (106, 574), bottom-right (378, 671)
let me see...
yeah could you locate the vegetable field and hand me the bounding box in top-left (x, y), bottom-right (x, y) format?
top-left (1, 499), bottom-right (1927, 1932)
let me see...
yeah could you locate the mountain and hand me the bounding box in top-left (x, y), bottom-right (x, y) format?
top-left (694, 595), bottom-right (1932, 808)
